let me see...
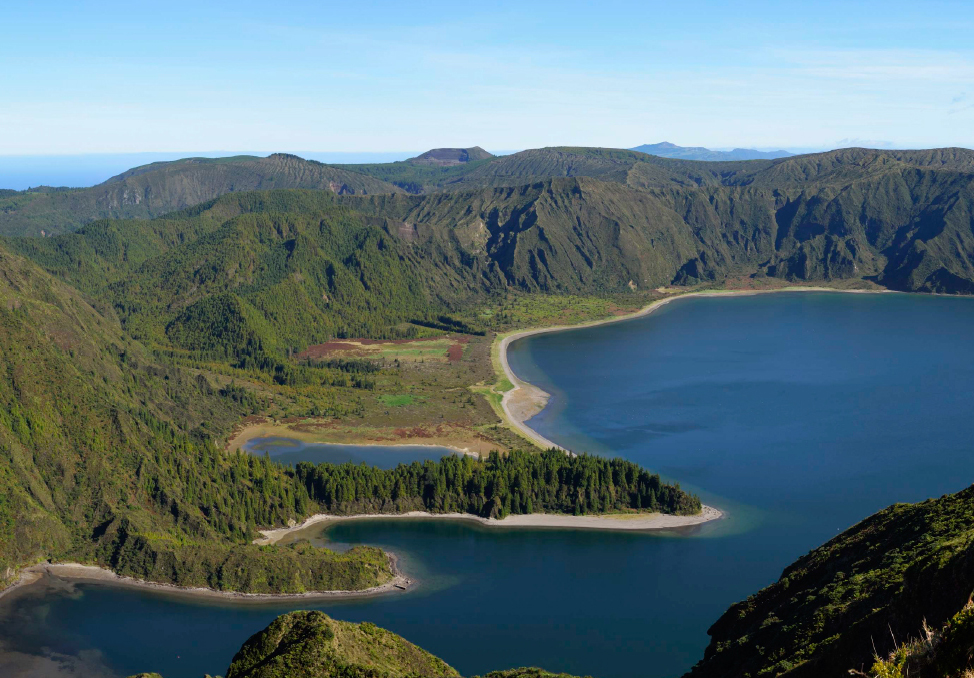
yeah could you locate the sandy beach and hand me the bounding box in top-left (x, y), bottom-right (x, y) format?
top-left (0, 558), bottom-right (410, 603)
top-left (256, 505), bottom-right (724, 545)
top-left (496, 286), bottom-right (894, 450)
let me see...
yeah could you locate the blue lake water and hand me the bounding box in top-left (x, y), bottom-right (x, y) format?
top-left (242, 437), bottom-right (460, 468)
top-left (2, 292), bottom-right (973, 678)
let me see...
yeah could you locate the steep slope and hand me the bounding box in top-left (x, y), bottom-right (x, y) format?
top-left (683, 485), bottom-right (974, 678)
top-left (0, 241), bottom-right (394, 592)
top-left (349, 165), bottom-right (974, 294)
top-left (101, 195), bottom-right (487, 357)
top-left (632, 142), bottom-right (794, 161)
top-left (346, 179), bottom-right (709, 292)
top-left (0, 154), bottom-right (403, 237)
top-left (2, 189), bottom-right (494, 387)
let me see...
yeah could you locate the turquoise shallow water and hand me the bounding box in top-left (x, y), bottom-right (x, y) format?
top-left (2, 292), bottom-right (973, 678)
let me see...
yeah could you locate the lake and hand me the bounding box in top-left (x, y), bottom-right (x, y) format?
top-left (242, 437), bottom-right (461, 468)
top-left (2, 292), bottom-right (973, 678)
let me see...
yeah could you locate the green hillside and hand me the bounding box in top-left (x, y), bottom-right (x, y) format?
top-left (8, 157), bottom-right (974, 367)
top-left (4, 189), bottom-right (490, 372)
top-left (0, 242), bottom-right (394, 593)
top-left (684, 484), bottom-right (974, 678)
top-left (0, 154), bottom-right (403, 237)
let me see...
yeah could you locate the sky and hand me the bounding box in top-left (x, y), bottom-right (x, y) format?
top-left (1, 0), bottom-right (973, 156)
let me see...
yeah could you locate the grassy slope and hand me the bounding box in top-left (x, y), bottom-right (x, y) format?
top-left (684, 484), bottom-right (974, 678)
top-left (0, 243), bottom-right (393, 593)
top-left (0, 154), bottom-right (403, 237)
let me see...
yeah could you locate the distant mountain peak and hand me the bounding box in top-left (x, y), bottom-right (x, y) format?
top-left (631, 142), bottom-right (794, 162)
top-left (408, 147), bottom-right (494, 166)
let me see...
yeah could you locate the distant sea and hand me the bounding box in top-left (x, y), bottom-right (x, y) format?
top-left (0, 150), bottom-right (518, 190)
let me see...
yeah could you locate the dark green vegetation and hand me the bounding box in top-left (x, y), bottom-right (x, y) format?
top-left (127, 610), bottom-right (589, 678)
top-left (294, 449), bottom-right (701, 518)
top-left (0, 154), bottom-right (402, 237)
top-left (684, 484), bottom-right (974, 678)
top-left (6, 145), bottom-right (974, 296)
top-left (0, 244), bottom-right (393, 592)
top-left (630, 142), bottom-right (793, 161)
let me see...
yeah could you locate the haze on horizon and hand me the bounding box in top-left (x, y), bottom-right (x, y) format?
top-left (1, 0), bottom-right (973, 156)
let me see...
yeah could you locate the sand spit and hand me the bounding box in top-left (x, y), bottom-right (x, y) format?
top-left (0, 557), bottom-right (410, 604)
top-left (256, 505), bottom-right (724, 545)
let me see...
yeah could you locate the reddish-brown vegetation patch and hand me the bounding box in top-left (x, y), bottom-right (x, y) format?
top-left (446, 344), bottom-right (464, 361)
top-left (393, 426), bottom-right (435, 439)
top-left (289, 420), bottom-right (340, 433)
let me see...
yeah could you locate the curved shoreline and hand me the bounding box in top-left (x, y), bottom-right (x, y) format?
top-left (496, 286), bottom-right (895, 450)
top-left (256, 506), bottom-right (724, 545)
top-left (0, 556), bottom-right (411, 604)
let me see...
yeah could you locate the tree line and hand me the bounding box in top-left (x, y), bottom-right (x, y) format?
top-left (292, 449), bottom-right (701, 519)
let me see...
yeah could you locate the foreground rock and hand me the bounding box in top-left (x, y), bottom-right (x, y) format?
top-left (224, 611), bottom-right (458, 678)
top-left (129, 611), bottom-right (590, 678)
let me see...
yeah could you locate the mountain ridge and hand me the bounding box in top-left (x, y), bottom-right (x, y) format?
top-left (0, 154), bottom-right (404, 237)
top-left (4, 145), bottom-right (974, 237)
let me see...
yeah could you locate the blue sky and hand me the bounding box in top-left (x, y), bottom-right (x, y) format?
top-left (1, 0), bottom-right (972, 154)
